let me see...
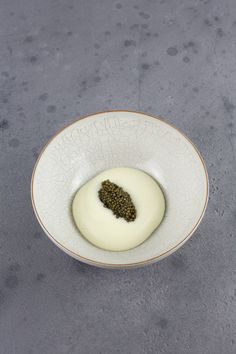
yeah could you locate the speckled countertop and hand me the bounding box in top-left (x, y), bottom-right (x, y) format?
top-left (0, 0), bottom-right (235, 353)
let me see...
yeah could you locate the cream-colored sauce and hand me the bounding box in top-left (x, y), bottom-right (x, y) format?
top-left (72, 167), bottom-right (165, 251)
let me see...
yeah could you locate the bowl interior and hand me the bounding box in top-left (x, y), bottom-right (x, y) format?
top-left (32, 111), bottom-right (208, 267)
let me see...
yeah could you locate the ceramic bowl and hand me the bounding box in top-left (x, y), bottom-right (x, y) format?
top-left (31, 111), bottom-right (209, 268)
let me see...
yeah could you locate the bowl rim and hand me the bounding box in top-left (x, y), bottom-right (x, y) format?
top-left (31, 110), bottom-right (209, 269)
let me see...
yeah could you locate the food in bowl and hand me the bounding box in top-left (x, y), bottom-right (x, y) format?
top-left (31, 111), bottom-right (208, 268)
top-left (72, 167), bottom-right (165, 251)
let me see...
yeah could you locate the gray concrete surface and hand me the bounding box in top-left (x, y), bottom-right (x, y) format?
top-left (0, 0), bottom-right (235, 353)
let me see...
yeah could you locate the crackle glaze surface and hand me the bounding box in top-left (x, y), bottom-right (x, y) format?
top-left (32, 111), bottom-right (208, 266)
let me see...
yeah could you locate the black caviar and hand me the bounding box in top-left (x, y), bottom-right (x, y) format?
top-left (98, 180), bottom-right (136, 222)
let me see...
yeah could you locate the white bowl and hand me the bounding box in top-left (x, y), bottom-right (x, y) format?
top-left (31, 111), bottom-right (209, 268)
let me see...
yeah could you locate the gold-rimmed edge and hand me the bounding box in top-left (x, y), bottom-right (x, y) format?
top-left (31, 110), bottom-right (209, 269)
